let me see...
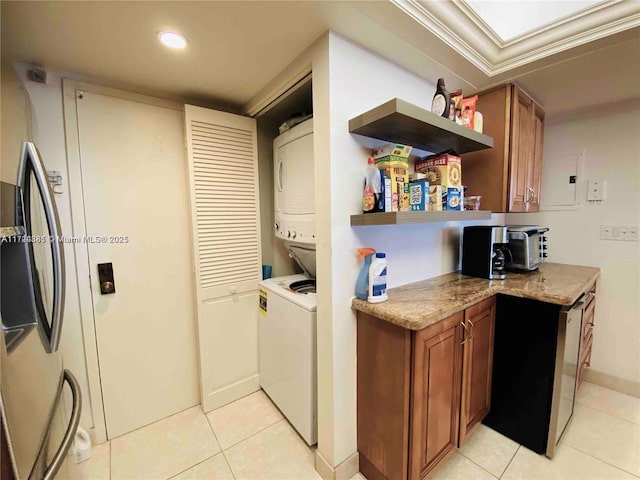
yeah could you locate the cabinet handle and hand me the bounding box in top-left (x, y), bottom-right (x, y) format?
top-left (460, 321), bottom-right (469, 344)
top-left (468, 319), bottom-right (475, 341)
top-left (526, 186), bottom-right (535, 203)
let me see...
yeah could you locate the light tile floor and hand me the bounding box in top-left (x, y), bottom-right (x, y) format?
top-left (67, 382), bottom-right (639, 480)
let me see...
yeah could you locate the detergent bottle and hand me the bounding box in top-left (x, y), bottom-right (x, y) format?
top-left (355, 247), bottom-right (376, 300)
top-left (368, 253), bottom-right (388, 303)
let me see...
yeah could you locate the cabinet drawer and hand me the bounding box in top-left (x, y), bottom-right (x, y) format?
top-left (578, 342), bottom-right (593, 389)
top-left (582, 305), bottom-right (595, 342)
top-left (584, 291), bottom-right (596, 314)
top-left (579, 334), bottom-right (593, 367)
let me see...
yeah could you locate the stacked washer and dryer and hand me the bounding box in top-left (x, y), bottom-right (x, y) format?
top-left (259, 118), bottom-right (317, 445)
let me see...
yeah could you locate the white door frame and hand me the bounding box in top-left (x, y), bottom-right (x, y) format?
top-left (62, 80), bottom-right (187, 443)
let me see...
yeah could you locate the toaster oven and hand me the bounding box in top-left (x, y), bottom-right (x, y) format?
top-left (506, 226), bottom-right (549, 271)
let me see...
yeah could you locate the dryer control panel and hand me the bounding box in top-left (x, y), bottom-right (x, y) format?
top-left (274, 214), bottom-right (316, 244)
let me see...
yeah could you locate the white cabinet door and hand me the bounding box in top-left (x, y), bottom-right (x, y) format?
top-left (185, 105), bottom-right (262, 411)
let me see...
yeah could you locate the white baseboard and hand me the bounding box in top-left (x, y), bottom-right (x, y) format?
top-left (202, 375), bottom-right (260, 413)
top-left (584, 368), bottom-right (640, 398)
top-left (315, 450), bottom-right (359, 480)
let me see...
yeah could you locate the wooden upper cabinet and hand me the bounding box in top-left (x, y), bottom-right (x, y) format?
top-left (509, 87), bottom-right (533, 212)
top-left (529, 104), bottom-right (545, 212)
top-left (409, 312), bottom-right (463, 480)
top-left (459, 296), bottom-right (496, 445)
top-left (462, 84), bottom-right (545, 212)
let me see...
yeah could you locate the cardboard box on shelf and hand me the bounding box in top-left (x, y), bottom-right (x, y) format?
top-left (409, 180), bottom-right (430, 211)
top-left (378, 165), bottom-right (408, 212)
top-left (415, 153), bottom-right (461, 188)
top-left (399, 182), bottom-right (410, 212)
top-left (445, 186), bottom-right (463, 211)
top-left (373, 144), bottom-right (412, 160)
top-left (384, 177), bottom-right (392, 212)
top-left (428, 186), bottom-right (443, 211)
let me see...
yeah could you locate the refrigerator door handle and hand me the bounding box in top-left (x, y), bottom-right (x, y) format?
top-left (42, 370), bottom-right (82, 480)
top-left (18, 142), bottom-right (66, 353)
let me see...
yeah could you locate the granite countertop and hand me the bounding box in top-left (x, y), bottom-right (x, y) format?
top-left (351, 262), bottom-right (600, 330)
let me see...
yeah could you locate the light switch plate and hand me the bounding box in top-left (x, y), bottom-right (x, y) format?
top-left (601, 224), bottom-right (639, 241)
top-left (624, 226), bottom-right (639, 241)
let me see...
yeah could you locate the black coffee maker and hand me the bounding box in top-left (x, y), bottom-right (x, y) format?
top-left (462, 226), bottom-right (509, 280)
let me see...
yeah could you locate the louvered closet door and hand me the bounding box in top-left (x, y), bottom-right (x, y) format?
top-left (185, 105), bottom-right (262, 412)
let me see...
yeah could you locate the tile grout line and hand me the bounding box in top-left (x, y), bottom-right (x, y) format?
top-left (203, 410), bottom-right (237, 480)
top-left (109, 403), bottom-right (201, 442)
top-left (499, 445), bottom-right (520, 479)
top-left (166, 407), bottom-right (236, 480)
top-left (166, 453), bottom-right (219, 480)
top-left (457, 451), bottom-right (503, 479)
top-left (574, 402), bottom-right (640, 427)
top-left (561, 443), bottom-right (640, 478)
top-left (574, 398), bottom-right (640, 426)
top-left (218, 416), bottom-right (286, 452)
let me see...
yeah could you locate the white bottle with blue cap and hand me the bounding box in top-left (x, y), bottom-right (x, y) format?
top-left (368, 252), bottom-right (388, 303)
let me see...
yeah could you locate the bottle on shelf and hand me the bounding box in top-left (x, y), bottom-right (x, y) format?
top-left (363, 157), bottom-right (382, 213)
top-left (431, 78), bottom-right (450, 118)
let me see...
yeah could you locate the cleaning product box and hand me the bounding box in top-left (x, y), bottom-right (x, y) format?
top-left (409, 180), bottom-right (430, 211)
top-left (414, 153), bottom-right (461, 188)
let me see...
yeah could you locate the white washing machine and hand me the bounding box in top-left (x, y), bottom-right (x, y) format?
top-left (259, 118), bottom-right (317, 445)
top-left (259, 274), bottom-right (317, 445)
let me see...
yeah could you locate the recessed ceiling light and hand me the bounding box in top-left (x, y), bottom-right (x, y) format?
top-left (158, 31), bottom-right (187, 49)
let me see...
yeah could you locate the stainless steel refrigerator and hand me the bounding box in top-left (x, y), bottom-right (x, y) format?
top-left (1, 90), bottom-right (82, 478)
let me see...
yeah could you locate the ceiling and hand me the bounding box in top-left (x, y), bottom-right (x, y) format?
top-left (1, 1), bottom-right (639, 118)
top-left (466, 0), bottom-right (603, 41)
top-left (0, 1), bottom-right (328, 112)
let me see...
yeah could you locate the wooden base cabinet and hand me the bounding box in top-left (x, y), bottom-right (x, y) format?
top-left (459, 297), bottom-right (496, 444)
top-left (409, 312), bottom-right (464, 479)
top-left (357, 297), bottom-right (496, 480)
top-left (461, 84), bottom-right (544, 213)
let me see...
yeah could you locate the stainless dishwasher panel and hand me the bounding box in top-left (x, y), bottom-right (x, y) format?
top-left (547, 294), bottom-right (585, 457)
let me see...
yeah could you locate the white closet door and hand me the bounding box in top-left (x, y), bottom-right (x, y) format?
top-left (185, 105), bottom-right (262, 412)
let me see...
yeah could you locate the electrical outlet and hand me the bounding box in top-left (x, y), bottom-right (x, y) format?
top-left (600, 225), bottom-right (612, 240)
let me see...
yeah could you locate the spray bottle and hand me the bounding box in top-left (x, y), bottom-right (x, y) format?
top-left (355, 247), bottom-right (376, 300)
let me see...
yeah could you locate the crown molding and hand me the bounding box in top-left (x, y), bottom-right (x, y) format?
top-left (391, 0), bottom-right (640, 76)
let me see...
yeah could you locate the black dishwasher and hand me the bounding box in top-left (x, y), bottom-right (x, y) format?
top-left (483, 294), bottom-right (584, 458)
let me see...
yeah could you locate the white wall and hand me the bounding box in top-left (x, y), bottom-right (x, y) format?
top-left (318, 33), bottom-right (505, 467)
top-left (508, 100), bottom-right (640, 388)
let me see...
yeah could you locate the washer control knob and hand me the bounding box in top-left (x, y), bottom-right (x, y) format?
top-left (274, 221), bottom-right (280, 231)
top-left (292, 230), bottom-right (297, 239)
top-left (287, 230), bottom-right (291, 238)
